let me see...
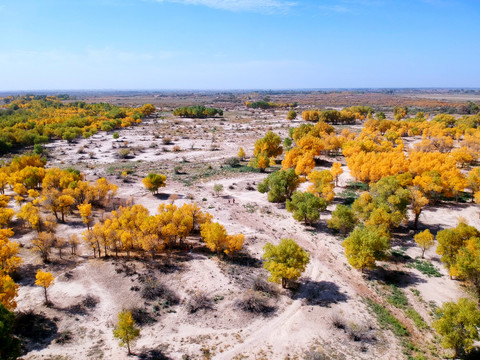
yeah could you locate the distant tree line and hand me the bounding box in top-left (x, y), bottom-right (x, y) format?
top-left (172, 106), bottom-right (223, 118)
top-left (245, 101), bottom-right (297, 110)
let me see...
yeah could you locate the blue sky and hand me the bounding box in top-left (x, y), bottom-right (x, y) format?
top-left (0, 0), bottom-right (479, 90)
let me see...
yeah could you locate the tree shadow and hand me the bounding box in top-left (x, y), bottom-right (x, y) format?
top-left (138, 346), bottom-right (172, 360)
top-left (315, 158), bottom-right (334, 168)
top-left (153, 193), bottom-right (171, 200)
top-left (52, 295), bottom-right (99, 317)
top-left (14, 310), bottom-right (58, 353)
top-left (223, 251), bottom-right (262, 268)
top-left (368, 267), bottom-right (427, 288)
top-left (14, 263), bottom-right (42, 286)
top-left (291, 280), bottom-right (349, 307)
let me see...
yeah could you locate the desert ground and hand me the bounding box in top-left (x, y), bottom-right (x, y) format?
top-left (4, 98), bottom-right (477, 360)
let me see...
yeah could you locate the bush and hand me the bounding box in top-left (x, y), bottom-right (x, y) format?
top-left (113, 132), bottom-right (119, 139)
top-left (186, 292), bottom-right (213, 313)
top-left (33, 144), bottom-right (44, 155)
top-left (141, 278), bottom-right (180, 306)
top-left (129, 307), bottom-right (156, 325)
top-left (118, 148), bottom-right (131, 158)
top-left (234, 291), bottom-right (274, 314)
top-left (224, 157), bottom-right (240, 167)
top-left (252, 276), bottom-right (277, 297)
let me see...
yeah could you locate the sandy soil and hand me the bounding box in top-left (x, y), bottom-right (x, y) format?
top-left (6, 109), bottom-right (473, 360)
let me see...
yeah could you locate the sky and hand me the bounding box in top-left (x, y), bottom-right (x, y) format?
top-left (0, 0), bottom-right (479, 90)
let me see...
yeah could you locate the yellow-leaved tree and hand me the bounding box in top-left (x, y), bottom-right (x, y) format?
top-left (35, 270), bottom-right (55, 304)
top-left (414, 229), bottom-right (434, 258)
top-left (142, 173), bottom-right (167, 194)
top-left (263, 238), bottom-right (310, 288)
top-left (77, 203), bottom-right (92, 229)
top-left (113, 309), bottom-right (140, 355)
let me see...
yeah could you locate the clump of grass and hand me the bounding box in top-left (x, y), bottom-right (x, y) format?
top-left (366, 298), bottom-right (409, 337)
top-left (405, 308), bottom-right (429, 330)
top-left (407, 259), bottom-right (442, 277)
top-left (387, 285), bottom-right (408, 309)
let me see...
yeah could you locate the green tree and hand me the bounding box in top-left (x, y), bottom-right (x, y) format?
top-left (433, 298), bottom-right (480, 359)
top-left (286, 191), bottom-right (326, 226)
top-left (327, 204), bottom-right (358, 236)
top-left (263, 238), bottom-right (310, 288)
top-left (213, 184), bottom-right (223, 197)
top-left (436, 223), bottom-right (479, 278)
top-left (342, 225), bottom-right (390, 272)
top-left (113, 309), bottom-right (140, 355)
top-left (0, 303), bottom-right (21, 360)
top-left (257, 169), bottom-right (300, 203)
top-left (455, 237), bottom-right (480, 300)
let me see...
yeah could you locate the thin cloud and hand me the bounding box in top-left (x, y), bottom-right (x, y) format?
top-left (153, 0), bottom-right (297, 12)
top-left (318, 5), bottom-right (351, 13)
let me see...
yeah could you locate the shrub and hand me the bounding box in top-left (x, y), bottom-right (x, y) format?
top-left (225, 157), bottom-right (240, 167)
top-left (113, 132), bottom-right (119, 139)
top-left (118, 148), bottom-right (131, 158)
top-left (234, 291), bottom-right (274, 314)
top-left (141, 278), bottom-right (179, 306)
top-left (186, 292), bottom-right (212, 313)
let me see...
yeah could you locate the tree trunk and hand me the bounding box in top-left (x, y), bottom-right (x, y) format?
top-left (414, 211), bottom-right (420, 230)
top-left (127, 339), bottom-right (131, 355)
top-left (421, 248), bottom-right (425, 259)
top-left (281, 277), bottom-right (287, 288)
top-left (61, 211), bottom-right (65, 223)
top-left (44, 287), bottom-right (48, 304)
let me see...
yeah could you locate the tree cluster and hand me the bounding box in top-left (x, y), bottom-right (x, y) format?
top-left (0, 95), bottom-right (155, 153)
top-left (172, 106), bottom-right (223, 118)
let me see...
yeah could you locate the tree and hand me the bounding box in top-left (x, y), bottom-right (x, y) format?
top-left (0, 303), bottom-right (21, 360)
top-left (17, 202), bottom-right (41, 231)
top-left (78, 202), bottom-right (92, 229)
top-left (436, 223), bottom-right (479, 278)
top-left (286, 191), bottom-right (327, 226)
top-left (327, 204), bottom-right (358, 236)
top-left (250, 131), bottom-right (283, 171)
top-left (0, 275), bottom-right (18, 311)
top-left (56, 194), bottom-right (75, 222)
top-left (35, 270), bottom-right (54, 304)
top-left (263, 238), bottom-right (310, 288)
top-left (414, 229), bottom-right (434, 258)
top-left (113, 309), bottom-right (140, 355)
top-left (142, 173), bottom-right (166, 194)
top-left (331, 162), bottom-right (343, 186)
top-left (32, 232), bottom-right (55, 262)
top-left (213, 184), bottom-right (223, 197)
top-left (0, 229), bottom-right (21, 275)
top-left (248, 151), bottom-right (269, 172)
top-left (342, 225), bottom-right (390, 272)
top-left (455, 237), bottom-right (480, 300)
top-left (287, 110), bottom-right (297, 120)
top-left (433, 298), bottom-right (480, 358)
top-left (253, 131), bottom-right (283, 159)
top-left (200, 222), bottom-right (227, 256)
top-left (224, 234), bottom-right (245, 257)
top-left (257, 169), bottom-right (301, 203)
top-left (307, 170), bottom-right (335, 203)
top-left (237, 147), bottom-right (246, 160)
top-left (410, 188), bottom-right (429, 230)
